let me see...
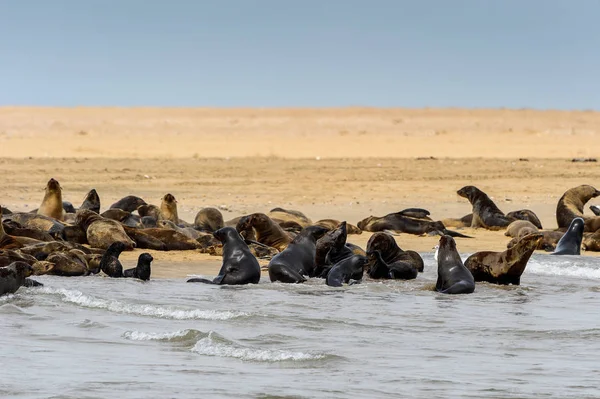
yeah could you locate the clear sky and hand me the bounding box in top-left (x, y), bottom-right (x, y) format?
top-left (0, 0), bottom-right (598, 109)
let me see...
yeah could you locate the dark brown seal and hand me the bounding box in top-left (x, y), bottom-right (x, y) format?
top-left (267, 208), bottom-right (313, 228)
top-left (456, 186), bottom-right (513, 230)
top-left (465, 233), bottom-right (543, 285)
top-left (110, 195), bottom-right (147, 212)
top-left (556, 185), bottom-right (600, 232)
top-left (366, 232), bottom-right (424, 279)
top-left (236, 213), bottom-right (293, 252)
top-left (357, 209), bottom-right (470, 238)
top-left (80, 189), bottom-right (101, 214)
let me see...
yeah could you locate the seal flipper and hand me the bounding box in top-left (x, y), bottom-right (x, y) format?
top-left (442, 229), bottom-right (473, 239)
top-left (396, 208), bottom-right (431, 219)
top-left (23, 278), bottom-right (43, 287)
top-left (186, 277), bottom-right (217, 284)
top-left (439, 280), bottom-right (475, 295)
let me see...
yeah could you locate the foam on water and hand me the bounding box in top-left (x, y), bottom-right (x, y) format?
top-left (123, 329), bottom-right (203, 342)
top-left (526, 257), bottom-right (600, 279)
top-left (36, 287), bottom-right (249, 320)
top-left (191, 332), bottom-right (328, 362)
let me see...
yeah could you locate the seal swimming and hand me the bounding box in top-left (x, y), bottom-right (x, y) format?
top-left (435, 235), bottom-right (475, 294)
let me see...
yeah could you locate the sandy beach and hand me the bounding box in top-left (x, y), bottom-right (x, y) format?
top-left (1, 107), bottom-right (599, 277)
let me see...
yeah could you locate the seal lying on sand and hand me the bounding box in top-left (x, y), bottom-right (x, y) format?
top-left (506, 209), bottom-right (543, 229)
top-left (110, 195), bottom-right (147, 212)
top-left (75, 210), bottom-right (135, 250)
top-left (37, 178), bottom-right (65, 221)
top-left (187, 227), bottom-right (260, 285)
top-left (435, 235), bottom-right (475, 294)
top-left (268, 225), bottom-right (328, 283)
top-left (268, 208), bottom-right (312, 228)
top-left (357, 209), bottom-right (470, 238)
top-left (465, 233), bottom-right (543, 285)
top-left (456, 186), bottom-right (512, 230)
top-left (314, 219), bottom-right (362, 234)
top-left (236, 213), bottom-right (293, 251)
top-left (556, 185), bottom-right (600, 232)
top-left (123, 253), bottom-right (153, 281)
top-left (552, 217), bottom-right (584, 255)
top-left (504, 220), bottom-right (539, 239)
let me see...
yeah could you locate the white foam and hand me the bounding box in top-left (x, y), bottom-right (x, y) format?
top-left (123, 329), bottom-right (196, 341)
top-left (191, 332), bottom-right (325, 362)
top-left (526, 260), bottom-right (600, 279)
top-left (37, 288), bottom-right (248, 320)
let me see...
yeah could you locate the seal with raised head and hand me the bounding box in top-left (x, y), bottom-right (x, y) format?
top-left (236, 213), bottom-right (293, 252)
top-left (75, 209), bottom-right (135, 251)
top-left (456, 186), bottom-right (513, 230)
top-left (123, 253), bottom-right (153, 281)
top-left (435, 235), bottom-right (475, 294)
top-left (194, 207), bottom-right (225, 232)
top-left (110, 196), bottom-right (147, 212)
top-left (465, 233), bottom-right (543, 285)
top-left (37, 178), bottom-right (65, 221)
top-left (268, 225), bottom-right (329, 283)
top-left (80, 189), bottom-right (101, 214)
top-left (326, 255), bottom-right (368, 287)
top-left (99, 241), bottom-right (126, 277)
top-left (556, 185), bottom-right (600, 231)
top-left (160, 193), bottom-right (191, 226)
top-left (0, 261), bottom-right (35, 296)
top-left (187, 227), bottom-right (260, 285)
top-left (552, 217), bottom-right (584, 255)
top-left (365, 232), bottom-right (423, 279)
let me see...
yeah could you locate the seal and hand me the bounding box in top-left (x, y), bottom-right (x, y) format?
top-left (37, 178), bottom-right (65, 221)
top-left (74, 209), bottom-right (136, 251)
top-left (315, 219), bottom-right (362, 234)
top-left (556, 185), bottom-right (600, 231)
top-left (80, 189), bottom-right (101, 214)
top-left (137, 204), bottom-right (162, 220)
top-left (158, 220), bottom-right (203, 240)
top-left (194, 207), bottom-right (225, 232)
top-left (0, 261), bottom-right (34, 296)
top-left (505, 209), bottom-right (543, 229)
top-left (131, 226), bottom-right (200, 250)
top-left (441, 214), bottom-right (473, 228)
top-left (2, 219), bottom-right (55, 242)
top-left (552, 217), bottom-right (584, 255)
top-left (123, 253), bottom-right (153, 281)
top-left (101, 209), bottom-right (142, 228)
top-left (456, 186), bottom-right (513, 230)
top-left (46, 250), bottom-right (89, 276)
top-left (357, 209), bottom-right (471, 238)
top-left (110, 195), bottom-right (147, 212)
top-left (268, 225), bottom-right (329, 283)
top-left (2, 212), bottom-right (65, 237)
top-left (160, 193), bottom-right (191, 226)
top-left (235, 213), bottom-right (293, 252)
top-left (326, 255), bottom-right (368, 287)
top-left (504, 220), bottom-right (539, 239)
top-left (187, 227), bottom-right (260, 285)
top-left (464, 233), bottom-right (543, 285)
top-left (435, 235), bottom-right (475, 294)
top-left (365, 232), bottom-right (423, 279)
top-left (267, 208), bottom-right (312, 228)
top-left (99, 241), bottom-right (126, 277)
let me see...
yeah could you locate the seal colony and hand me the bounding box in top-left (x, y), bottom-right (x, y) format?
top-left (1, 178), bottom-right (599, 295)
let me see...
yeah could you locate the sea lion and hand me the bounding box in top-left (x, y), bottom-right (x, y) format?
top-left (123, 253), bottom-right (153, 281)
top-left (157, 220), bottom-right (203, 240)
top-left (141, 216), bottom-right (158, 228)
top-left (464, 233), bottom-right (543, 285)
top-left (583, 230), bottom-right (600, 252)
top-left (456, 186), bottom-right (513, 230)
top-left (556, 185), bottom-right (600, 231)
top-left (357, 209), bottom-right (470, 238)
top-left (101, 209), bottom-right (142, 228)
top-left (506, 209), bottom-right (543, 229)
top-left (61, 225), bottom-right (88, 244)
top-left (552, 217), bottom-right (584, 255)
top-left (365, 232), bottom-right (424, 279)
top-left (326, 255), bottom-right (368, 287)
top-left (435, 235), bottom-right (475, 294)
top-left (110, 195), bottom-right (147, 212)
top-left (80, 189), bottom-right (101, 214)
top-left (99, 241), bottom-right (126, 277)
top-left (314, 221), bottom-right (354, 277)
top-left (315, 219), bottom-right (362, 234)
top-left (0, 262), bottom-right (34, 296)
top-left (46, 251), bottom-right (88, 276)
top-left (75, 209), bottom-right (135, 251)
top-left (137, 204), bottom-right (162, 220)
top-left (160, 193), bottom-right (191, 226)
top-left (187, 227), bottom-right (260, 285)
top-left (268, 225), bottom-right (329, 283)
top-left (1, 206), bottom-right (12, 215)
top-left (0, 249), bottom-right (38, 268)
top-left (194, 207), bottom-right (225, 232)
top-left (121, 226), bottom-right (168, 251)
top-left (2, 212), bottom-right (65, 236)
top-left (590, 205), bottom-right (600, 216)
top-left (236, 213), bottom-right (293, 252)
top-left (507, 230), bottom-right (563, 251)
top-left (37, 178), bottom-right (65, 221)
top-left (128, 226), bottom-right (200, 251)
top-left (504, 220), bottom-right (539, 238)
top-left (31, 260), bottom-right (55, 276)
top-left (2, 219), bottom-right (55, 242)
top-left (441, 214), bottom-right (473, 229)
top-left (267, 208), bottom-right (312, 228)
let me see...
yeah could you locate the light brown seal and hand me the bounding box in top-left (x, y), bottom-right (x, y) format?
top-left (314, 219), bottom-right (362, 235)
top-left (556, 185), bottom-right (600, 232)
top-left (235, 213), bottom-right (293, 252)
top-left (267, 208), bottom-right (312, 228)
top-left (194, 207), bottom-right (224, 232)
top-left (504, 220), bottom-right (539, 238)
top-left (37, 178), bottom-right (65, 221)
top-left (74, 209), bottom-right (135, 251)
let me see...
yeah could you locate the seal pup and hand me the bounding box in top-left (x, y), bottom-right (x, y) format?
top-left (75, 209), bottom-right (135, 250)
top-left (326, 255), bottom-right (368, 287)
top-left (552, 217), bottom-right (584, 255)
top-left (435, 235), bottom-right (475, 294)
top-left (80, 189), bottom-right (101, 214)
top-left (268, 225), bottom-right (329, 283)
top-left (456, 186), bottom-right (513, 230)
top-left (504, 220), bottom-right (539, 238)
top-left (123, 253), bottom-right (153, 281)
top-left (506, 209), bottom-right (543, 229)
top-left (556, 185), bottom-right (600, 231)
top-left (194, 207), bottom-right (225, 232)
top-left (187, 227), bottom-right (260, 285)
top-left (37, 178), bottom-right (65, 221)
top-left (235, 213), bottom-right (293, 252)
top-left (110, 196), bottom-right (147, 212)
top-left (464, 233), bottom-right (543, 285)
top-left (99, 241), bottom-right (126, 277)
top-left (0, 262), bottom-right (35, 296)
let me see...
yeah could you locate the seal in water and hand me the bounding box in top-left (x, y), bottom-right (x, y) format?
top-left (99, 241), bottom-right (127, 277)
top-left (456, 186), bottom-right (513, 230)
top-left (0, 261), bottom-right (36, 296)
top-left (464, 233), bottom-right (543, 285)
top-left (110, 196), bottom-right (147, 212)
top-left (435, 235), bottom-right (475, 294)
top-left (187, 227), bottom-right (260, 285)
top-left (37, 178), bottom-right (65, 221)
top-left (123, 253), bottom-right (153, 281)
top-left (268, 225), bottom-right (329, 283)
top-left (556, 185), bottom-right (600, 232)
top-left (365, 232), bottom-right (423, 280)
top-left (314, 219), bottom-right (362, 234)
top-left (194, 207), bottom-right (225, 232)
top-left (75, 209), bottom-right (136, 250)
top-left (326, 255), bottom-right (369, 287)
top-left (552, 217), bottom-right (584, 255)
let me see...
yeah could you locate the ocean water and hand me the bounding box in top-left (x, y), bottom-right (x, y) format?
top-left (2, 253), bottom-right (600, 399)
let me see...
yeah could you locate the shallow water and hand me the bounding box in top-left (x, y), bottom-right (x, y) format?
top-left (2, 253), bottom-right (600, 399)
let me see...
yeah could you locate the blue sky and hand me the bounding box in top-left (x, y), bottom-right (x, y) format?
top-left (0, 0), bottom-right (598, 108)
